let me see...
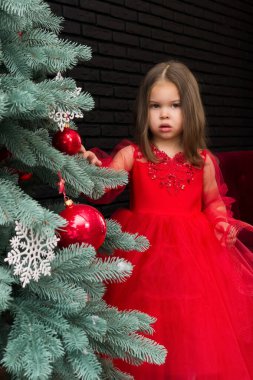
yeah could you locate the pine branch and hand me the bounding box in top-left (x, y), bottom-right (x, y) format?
top-left (70, 304), bottom-right (165, 367)
top-left (3, 41), bottom-right (32, 77)
top-left (0, 73), bottom-right (27, 91)
top-left (79, 257), bottom-right (133, 284)
top-left (76, 156), bottom-right (129, 194)
top-left (51, 245), bottom-right (108, 300)
top-left (1, 332), bottom-right (30, 375)
top-left (1, 123), bottom-right (69, 172)
top-left (9, 156), bottom-right (128, 202)
top-left (20, 118), bottom-right (60, 132)
top-left (0, 123), bottom-right (37, 166)
top-left (12, 297), bottom-right (71, 335)
top-left (104, 311), bottom-right (148, 337)
top-left (51, 297), bottom-right (89, 317)
top-left (124, 310), bottom-right (156, 335)
top-left (27, 2), bottom-right (63, 33)
top-left (101, 219), bottom-right (150, 254)
top-left (51, 244), bottom-right (133, 285)
top-left (99, 333), bottom-right (167, 365)
top-left (88, 337), bottom-right (143, 367)
top-left (1, 29), bottom-right (91, 79)
top-left (67, 304), bottom-right (164, 368)
top-left (22, 28), bottom-right (59, 47)
top-left (60, 158), bottom-right (96, 195)
top-left (0, 91), bottom-right (8, 120)
top-left (32, 165), bottom-right (94, 199)
top-left (25, 157), bottom-right (128, 199)
top-left (52, 359), bottom-right (77, 380)
top-left (83, 303), bottom-right (155, 335)
top-left (1, 76), bottom-right (94, 120)
top-left (79, 314), bottom-right (108, 343)
top-left (67, 349), bottom-right (102, 380)
top-left (0, 9), bottom-right (28, 32)
top-left (53, 244), bottom-right (96, 269)
top-left (73, 280), bottom-right (105, 302)
top-left (28, 276), bottom-right (88, 306)
top-left (0, 267), bottom-right (14, 312)
top-left (0, 0), bottom-right (35, 18)
top-left (2, 319), bottom-right (63, 380)
top-left (0, 168), bottom-right (18, 184)
top-left (62, 326), bottom-right (89, 353)
top-left (7, 85), bottom-right (38, 116)
top-left (41, 44), bottom-right (92, 74)
top-left (100, 358), bottom-right (133, 380)
top-left (0, 178), bottom-right (65, 231)
top-left (78, 299), bottom-right (109, 316)
top-left (0, 0), bottom-right (62, 33)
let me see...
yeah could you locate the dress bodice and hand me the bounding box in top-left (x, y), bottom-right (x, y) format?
top-left (130, 150), bottom-right (204, 216)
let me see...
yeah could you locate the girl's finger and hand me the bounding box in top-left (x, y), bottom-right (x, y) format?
top-left (94, 158), bottom-right (102, 166)
top-left (80, 151), bottom-right (91, 160)
top-left (79, 150), bottom-right (102, 166)
top-left (86, 152), bottom-right (96, 162)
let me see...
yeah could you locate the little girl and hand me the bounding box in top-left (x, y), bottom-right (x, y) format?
top-left (81, 61), bottom-right (253, 379)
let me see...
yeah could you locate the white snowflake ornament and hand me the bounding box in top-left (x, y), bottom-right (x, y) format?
top-left (5, 222), bottom-right (59, 287)
top-left (48, 72), bottom-right (83, 131)
top-left (48, 109), bottom-right (83, 131)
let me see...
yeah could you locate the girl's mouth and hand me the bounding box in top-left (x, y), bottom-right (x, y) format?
top-left (159, 125), bottom-right (172, 132)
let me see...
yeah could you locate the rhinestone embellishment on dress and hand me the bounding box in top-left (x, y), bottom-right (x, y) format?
top-left (148, 146), bottom-right (198, 192)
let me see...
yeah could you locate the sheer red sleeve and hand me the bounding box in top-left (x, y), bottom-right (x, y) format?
top-left (202, 150), bottom-right (253, 248)
top-left (88, 140), bottom-right (135, 204)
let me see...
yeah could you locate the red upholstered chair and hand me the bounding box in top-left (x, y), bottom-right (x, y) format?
top-left (215, 151), bottom-right (253, 248)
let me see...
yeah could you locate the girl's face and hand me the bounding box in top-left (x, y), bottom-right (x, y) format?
top-left (148, 80), bottom-right (183, 145)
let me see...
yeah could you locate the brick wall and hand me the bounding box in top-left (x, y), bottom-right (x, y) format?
top-left (47, 0), bottom-right (253, 214)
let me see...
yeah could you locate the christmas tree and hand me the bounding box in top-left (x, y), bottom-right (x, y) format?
top-left (0, 1), bottom-right (167, 379)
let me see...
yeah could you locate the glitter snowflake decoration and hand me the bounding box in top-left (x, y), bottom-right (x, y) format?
top-left (5, 222), bottom-right (59, 287)
top-left (48, 72), bottom-right (83, 131)
top-left (48, 109), bottom-right (83, 131)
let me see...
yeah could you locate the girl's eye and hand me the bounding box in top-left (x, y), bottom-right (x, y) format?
top-left (150, 103), bottom-right (160, 109)
top-left (171, 103), bottom-right (181, 109)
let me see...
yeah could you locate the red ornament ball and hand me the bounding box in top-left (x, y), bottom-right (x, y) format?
top-left (52, 127), bottom-right (82, 155)
top-left (59, 201), bottom-right (107, 249)
top-left (19, 172), bottom-right (33, 181)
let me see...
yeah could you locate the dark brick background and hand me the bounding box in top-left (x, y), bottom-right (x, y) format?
top-left (46, 0), bottom-right (253, 214)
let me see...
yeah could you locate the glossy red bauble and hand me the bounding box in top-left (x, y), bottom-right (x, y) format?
top-left (52, 127), bottom-right (82, 155)
top-left (19, 172), bottom-right (33, 181)
top-left (59, 202), bottom-right (107, 249)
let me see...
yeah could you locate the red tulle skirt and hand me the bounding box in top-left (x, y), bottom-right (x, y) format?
top-left (104, 209), bottom-right (253, 380)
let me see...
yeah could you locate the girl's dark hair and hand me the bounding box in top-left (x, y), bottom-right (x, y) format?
top-left (134, 60), bottom-right (207, 166)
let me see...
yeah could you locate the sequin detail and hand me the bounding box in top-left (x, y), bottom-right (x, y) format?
top-left (148, 146), bottom-right (198, 192)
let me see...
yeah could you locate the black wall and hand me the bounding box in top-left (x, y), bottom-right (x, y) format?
top-left (47, 0), bottom-right (253, 214)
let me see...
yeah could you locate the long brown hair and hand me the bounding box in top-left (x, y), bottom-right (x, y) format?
top-left (134, 60), bottom-right (207, 166)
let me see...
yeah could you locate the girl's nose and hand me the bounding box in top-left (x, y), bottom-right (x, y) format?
top-left (160, 107), bottom-right (169, 118)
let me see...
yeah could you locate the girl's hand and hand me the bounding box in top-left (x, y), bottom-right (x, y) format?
top-left (79, 145), bottom-right (102, 166)
top-left (215, 221), bottom-right (237, 248)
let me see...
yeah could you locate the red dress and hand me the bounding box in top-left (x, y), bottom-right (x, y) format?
top-left (97, 143), bottom-right (253, 379)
